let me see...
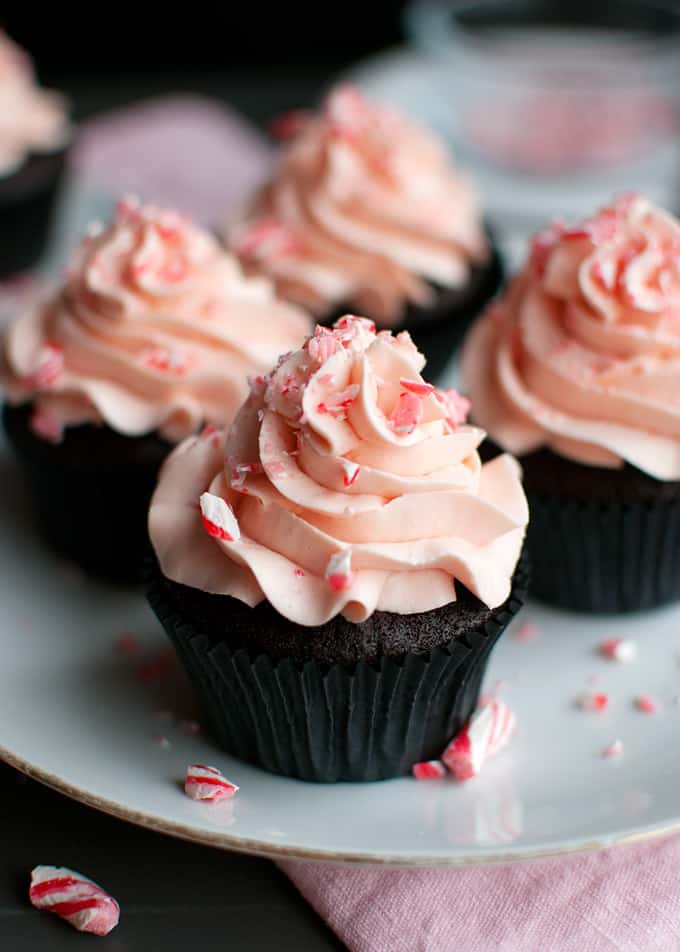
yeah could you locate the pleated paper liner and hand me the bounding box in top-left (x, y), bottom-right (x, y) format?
top-left (146, 555), bottom-right (528, 783)
top-left (324, 234), bottom-right (504, 384)
top-left (3, 402), bottom-right (172, 583)
top-left (527, 491), bottom-right (680, 613)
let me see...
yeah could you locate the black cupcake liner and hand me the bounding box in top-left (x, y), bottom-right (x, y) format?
top-left (401, 241), bottom-right (504, 382)
top-left (146, 556), bottom-right (528, 782)
top-left (0, 147), bottom-right (69, 278)
top-left (325, 235), bottom-right (504, 384)
top-left (527, 490), bottom-right (680, 613)
top-left (3, 402), bottom-right (171, 583)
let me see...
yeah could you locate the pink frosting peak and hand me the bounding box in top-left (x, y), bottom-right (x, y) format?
top-left (0, 30), bottom-right (69, 177)
top-left (462, 194), bottom-right (680, 479)
top-left (229, 85), bottom-right (489, 326)
top-left (1, 196), bottom-right (312, 441)
top-left (149, 316), bottom-right (527, 625)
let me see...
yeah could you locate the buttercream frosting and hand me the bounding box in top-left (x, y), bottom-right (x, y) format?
top-left (230, 85), bottom-right (489, 326)
top-left (0, 30), bottom-right (69, 178)
top-left (1, 196), bottom-right (312, 442)
top-left (462, 194), bottom-right (680, 479)
top-left (149, 315), bottom-right (527, 625)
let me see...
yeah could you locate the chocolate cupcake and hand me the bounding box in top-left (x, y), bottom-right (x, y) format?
top-left (0, 30), bottom-right (70, 277)
top-left (229, 86), bottom-right (502, 382)
top-left (1, 196), bottom-right (311, 581)
top-left (462, 193), bottom-right (680, 613)
top-left (147, 315), bottom-right (528, 781)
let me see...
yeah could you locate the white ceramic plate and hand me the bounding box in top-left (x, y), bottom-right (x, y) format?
top-left (2, 434), bottom-right (680, 866)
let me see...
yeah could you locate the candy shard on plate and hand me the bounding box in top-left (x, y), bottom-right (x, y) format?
top-left (441, 699), bottom-right (516, 781)
top-left (602, 739), bottom-right (624, 759)
top-left (599, 638), bottom-right (637, 663)
top-left (185, 764), bottom-right (239, 802)
top-left (514, 622), bottom-right (539, 642)
top-left (29, 865), bottom-right (120, 936)
top-left (412, 760), bottom-right (447, 780)
top-left (635, 693), bottom-right (657, 714)
top-left (576, 691), bottom-right (609, 712)
top-left (199, 492), bottom-right (240, 542)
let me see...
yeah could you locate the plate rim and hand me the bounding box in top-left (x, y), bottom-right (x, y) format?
top-left (3, 743), bottom-right (677, 867)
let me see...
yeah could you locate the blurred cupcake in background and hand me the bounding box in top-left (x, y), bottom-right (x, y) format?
top-left (462, 193), bottom-right (680, 613)
top-left (147, 315), bottom-right (528, 782)
top-left (0, 30), bottom-right (70, 278)
top-left (229, 85), bottom-right (502, 381)
top-left (1, 196), bottom-right (311, 581)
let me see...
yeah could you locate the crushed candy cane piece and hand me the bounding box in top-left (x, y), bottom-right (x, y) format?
top-left (325, 549), bottom-right (354, 592)
top-left (602, 739), bottom-right (624, 759)
top-left (142, 346), bottom-right (191, 375)
top-left (234, 217), bottom-right (300, 260)
top-left (264, 460), bottom-right (288, 480)
top-left (599, 638), bottom-right (637, 663)
top-left (399, 377), bottom-right (434, 397)
top-left (635, 694), bottom-right (657, 714)
top-left (294, 567), bottom-right (305, 578)
top-left (576, 692), bottom-right (609, 712)
top-left (412, 760), bottom-right (447, 780)
top-left (442, 699), bottom-right (516, 781)
top-left (185, 764), bottom-right (239, 802)
top-left (200, 492), bottom-right (240, 541)
top-left (514, 622), bottom-right (539, 642)
top-left (29, 866), bottom-right (120, 936)
top-left (433, 388), bottom-right (471, 430)
top-left (389, 391), bottom-right (423, 435)
top-left (342, 461), bottom-right (361, 487)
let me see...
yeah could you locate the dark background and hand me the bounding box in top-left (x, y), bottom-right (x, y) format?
top-left (2, 4), bottom-right (408, 122)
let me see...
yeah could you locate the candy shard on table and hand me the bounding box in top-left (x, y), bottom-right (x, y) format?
top-left (29, 865), bottom-right (120, 936)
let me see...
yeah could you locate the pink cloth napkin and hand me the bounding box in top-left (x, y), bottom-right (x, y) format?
top-left (280, 835), bottom-right (680, 951)
top-left (58, 95), bottom-right (680, 952)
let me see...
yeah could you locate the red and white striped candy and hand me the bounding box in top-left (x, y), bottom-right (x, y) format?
top-left (199, 492), bottom-right (240, 542)
top-left (325, 549), bottom-right (354, 592)
top-left (184, 764), bottom-right (239, 802)
top-left (412, 760), bottom-right (446, 780)
top-left (599, 638), bottom-right (637, 663)
top-left (399, 377), bottom-right (434, 397)
top-left (442, 699), bottom-right (516, 781)
top-left (389, 391), bottom-right (423, 435)
top-left (29, 866), bottom-right (120, 936)
top-left (342, 461), bottom-right (361, 487)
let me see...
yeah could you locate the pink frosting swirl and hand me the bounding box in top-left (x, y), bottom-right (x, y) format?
top-left (1, 196), bottom-right (311, 442)
top-left (0, 31), bottom-right (69, 177)
top-left (462, 194), bottom-right (680, 479)
top-left (149, 316), bottom-right (527, 625)
top-left (230, 86), bottom-right (489, 326)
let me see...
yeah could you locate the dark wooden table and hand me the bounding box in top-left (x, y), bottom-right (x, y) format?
top-left (0, 763), bottom-right (343, 950)
top-left (0, 67), bottom-right (351, 951)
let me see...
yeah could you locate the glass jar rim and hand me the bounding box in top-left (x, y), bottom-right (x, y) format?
top-left (406, 0), bottom-right (680, 71)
